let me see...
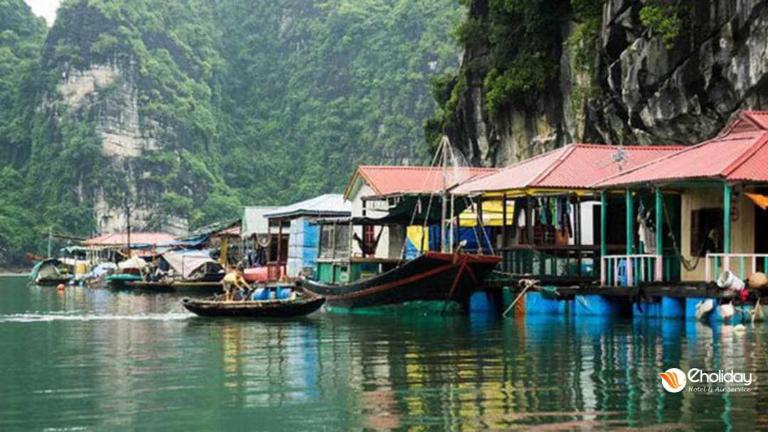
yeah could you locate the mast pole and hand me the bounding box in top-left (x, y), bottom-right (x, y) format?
top-left (448, 193), bottom-right (455, 252)
top-left (440, 138), bottom-right (448, 253)
top-left (47, 226), bottom-right (52, 258)
top-left (125, 197), bottom-right (131, 257)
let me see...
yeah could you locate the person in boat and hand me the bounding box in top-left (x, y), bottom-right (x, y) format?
top-left (223, 265), bottom-right (250, 301)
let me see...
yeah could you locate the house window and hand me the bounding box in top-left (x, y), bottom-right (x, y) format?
top-left (320, 224), bottom-right (350, 259)
top-left (363, 225), bottom-right (376, 254)
top-left (690, 208), bottom-right (723, 257)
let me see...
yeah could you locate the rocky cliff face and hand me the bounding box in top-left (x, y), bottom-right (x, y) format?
top-left (29, 0), bottom-right (228, 236)
top-left (442, 0), bottom-right (768, 166)
top-left (49, 60), bottom-right (179, 234)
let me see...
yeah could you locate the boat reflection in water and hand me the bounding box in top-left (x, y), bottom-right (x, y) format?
top-left (189, 312), bottom-right (767, 430)
top-left (0, 278), bottom-right (766, 430)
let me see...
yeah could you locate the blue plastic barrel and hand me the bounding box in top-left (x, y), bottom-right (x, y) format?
top-left (252, 288), bottom-right (269, 301)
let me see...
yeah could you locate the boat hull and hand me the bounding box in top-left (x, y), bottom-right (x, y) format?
top-left (182, 296), bottom-right (325, 318)
top-left (300, 252), bottom-right (500, 309)
top-left (170, 281), bottom-right (223, 294)
top-left (124, 281), bottom-right (174, 291)
top-left (106, 274), bottom-right (142, 289)
top-left (35, 276), bottom-right (72, 286)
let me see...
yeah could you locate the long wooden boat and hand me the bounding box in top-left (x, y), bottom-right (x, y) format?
top-left (170, 280), bottom-right (223, 294)
top-left (106, 273), bottom-right (142, 289)
top-left (124, 280), bottom-right (174, 291)
top-left (300, 251), bottom-right (501, 309)
top-left (181, 291), bottom-right (325, 318)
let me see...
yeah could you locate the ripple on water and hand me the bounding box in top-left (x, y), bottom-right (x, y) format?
top-left (0, 312), bottom-right (194, 322)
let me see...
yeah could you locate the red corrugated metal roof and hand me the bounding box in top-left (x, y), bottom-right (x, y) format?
top-left (83, 232), bottom-right (176, 247)
top-left (597, 111), bottom-right (768, 187)
top-left (454, 144), bottom-right (684, 194)
top-left (345, 165), bottom-right (497, 199)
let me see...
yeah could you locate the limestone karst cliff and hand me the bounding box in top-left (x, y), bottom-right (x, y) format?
top-left (432, 0), bottom-right (768, 166)
top-left (0, 0), bottom-right (462, 263)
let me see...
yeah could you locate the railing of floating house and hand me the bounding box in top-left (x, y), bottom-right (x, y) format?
top-left (500, 245), bottom-right (600, 280)
top-left (600, 254), bottom-right (678, 287)
top-left (705, 253), bottom-right (768, 283)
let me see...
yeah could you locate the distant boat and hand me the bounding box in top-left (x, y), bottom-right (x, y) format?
top-left (300, 252), bottom-right (500, 309)
top-left (28, 258), bottom-right (73, 286)
top-left (181, 290), bottom-right (325, 318)
top-left (105, 273), bottom-right (142, 289)
top-left (114, 250), bottom-right (225, 293)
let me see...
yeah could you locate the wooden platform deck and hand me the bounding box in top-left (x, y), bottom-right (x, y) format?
top-left (489, 279), bottom-right (749, 300)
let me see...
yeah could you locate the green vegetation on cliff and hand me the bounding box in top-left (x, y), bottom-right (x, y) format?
top-left (0, 0), bottom-right (47, 264)
top-left (0, 0), bottom-right (462, 265)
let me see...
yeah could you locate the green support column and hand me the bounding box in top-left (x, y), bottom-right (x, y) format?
top-left (655, 188), bottom-right (664, 281)
top-left (655, 189), bottom-right (663, 253)
top-left (600, 191), bottom-right (607, 258)
top-left (625, 189), bottom-right (634, 254)
top-left (724, 182), bottom-right (732, 254)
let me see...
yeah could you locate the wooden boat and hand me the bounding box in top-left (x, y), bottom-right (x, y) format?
top-left (300, 251), bottom-right (501, 309)
top-left (124, 280), bottom-right (174, 291)
top-left (170, 280), bottom-right (223, 294)
top-left (106, 273), bottom-right (142, 289)
top-left (29, 258), bottom-right (73, 286)
top-left (181, 290), bottom-right (325, 318)
top-left (36, 275), bottom-right (73, 286)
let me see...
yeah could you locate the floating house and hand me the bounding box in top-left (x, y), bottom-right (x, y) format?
top-left (310, 165), bottom-right (496, 286)
top-left (264, 194), bottom-right (351, 278)
top-left (82, 232), bottom-right (176, 262)
top-left (343, 165), bottom-right (496, 259)
top-left (453, 144), bottom-right (683, 285)
top-left (241, 206), bottom-right (279, 267)
top-left (596, 111), bottom-right (768, 288)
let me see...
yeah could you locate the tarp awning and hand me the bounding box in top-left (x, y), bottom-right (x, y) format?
top-left (162, 250), bottom-right (219, 279)
top-left (118, 256), bottom-right (147, 271)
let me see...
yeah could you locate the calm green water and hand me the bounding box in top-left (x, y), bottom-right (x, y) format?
top-left (0, 276), bottom-right (767, 431)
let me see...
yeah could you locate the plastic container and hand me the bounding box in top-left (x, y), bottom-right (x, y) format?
top-left (719, 303), bottom-right (735, 320)
top-left (277, 288), bottom-right (292, 299)
top-left (244, 267), bottom-right (269, 283)
top-left (717, 270), bottom-right (745, 291)
top-left (695, 299), bottom-right (714, 321)
top-left (251, 288), bottom-right (269, 301)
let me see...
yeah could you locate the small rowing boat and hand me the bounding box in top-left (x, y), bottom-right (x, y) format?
top-left (181, 290), bottom-right (325, 318)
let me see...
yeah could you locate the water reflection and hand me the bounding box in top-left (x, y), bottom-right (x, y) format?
top-left (0, 277), bottom-right (766, 430)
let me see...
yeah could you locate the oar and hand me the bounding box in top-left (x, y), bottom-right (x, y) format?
top-left (502, 279), bottom-right (537, 318)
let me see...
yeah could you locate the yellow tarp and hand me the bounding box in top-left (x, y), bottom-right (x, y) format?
top-left (406, 226), bottom-right (429, 252)
top-left (405, 201), bottom-right (513, 250)
top-left (457, 200), bottom-right (514, 227)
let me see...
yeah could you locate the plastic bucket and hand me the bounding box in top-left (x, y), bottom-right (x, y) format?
top-left (717, 270), bottom-right (745, 291)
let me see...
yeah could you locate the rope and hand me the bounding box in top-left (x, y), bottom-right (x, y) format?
top-left (660, 193), bottom-right (707, 272)
top-left (462, 196), bottom-right (495, 255)
top-left (399, 196), bottom-right (422, 259)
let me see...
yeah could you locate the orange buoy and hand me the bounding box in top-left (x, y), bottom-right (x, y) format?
top-left (56, 283), bottom-right (66, 292)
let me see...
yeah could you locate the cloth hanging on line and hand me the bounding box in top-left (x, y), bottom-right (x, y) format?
top-left (637, 201), bottom-right (656, 254)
